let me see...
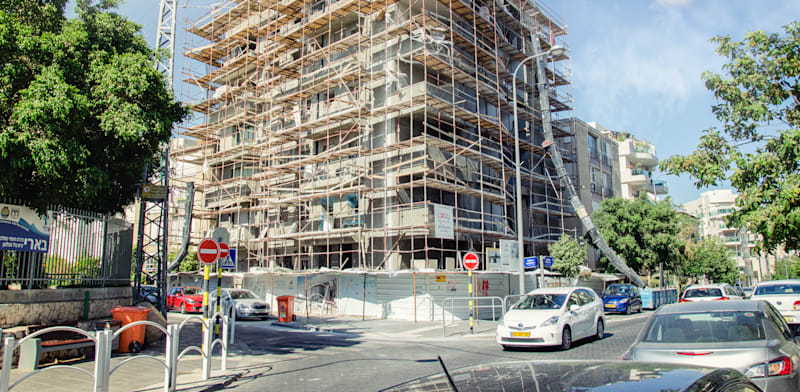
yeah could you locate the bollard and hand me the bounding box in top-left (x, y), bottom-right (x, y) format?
top-left (169, 325), bottom-right (179, 392)
top-left (1, 336), bottom-right (16, 392)
top-left (164, 325), bottom-right (175, 392)
top-left (201, 319), bottom-right (212, 380)
top-left (93, 330), bottom-right (111, 392)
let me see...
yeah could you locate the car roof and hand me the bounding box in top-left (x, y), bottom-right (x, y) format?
top-left (656, 300), bottom-right (763, 315)
top-left (529, 287), bottom-right (577, 294)
top-left (755, 280), bottom-right (800, 287)
top-left (685, 283), bottom-right (729, 289)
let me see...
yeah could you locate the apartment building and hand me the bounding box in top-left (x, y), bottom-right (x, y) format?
top-left (171, 0), bottom-right (576, 272)
top-left (600, 128), bottom-right (667, 201)
top-left (682, 189), bottom-right (784, 282)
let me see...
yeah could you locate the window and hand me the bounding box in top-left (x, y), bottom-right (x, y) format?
top-left (577, 290), bottom-right (594, 305)
top-left (567, 293), bottom-right (580, 308)
top-left (600, 141), bottom-right (610, 165)
top-left (764, 302), bottom-right (794, 341)
top-left (588, 135), bottom-right (599, 161)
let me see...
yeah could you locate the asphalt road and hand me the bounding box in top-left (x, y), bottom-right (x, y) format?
top-left (195, 312), bottom-right (651, 392)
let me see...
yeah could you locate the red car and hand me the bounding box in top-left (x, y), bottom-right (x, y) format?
top-left (167, 286), bottom-right (203, 313)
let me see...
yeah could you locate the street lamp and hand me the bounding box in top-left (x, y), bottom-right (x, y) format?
top-left (650, 173), bottom-right (667, 202)
top-left (513, 44), bottom-right (565, 295)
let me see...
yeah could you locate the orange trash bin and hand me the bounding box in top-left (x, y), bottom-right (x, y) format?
top-left (276, 296), bottom-right (295, 322)
top-left (111, 306), bottom-right (151, 353)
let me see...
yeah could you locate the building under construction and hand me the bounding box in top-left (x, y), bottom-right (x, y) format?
top-left (172, 0), bottom-right (576, 272)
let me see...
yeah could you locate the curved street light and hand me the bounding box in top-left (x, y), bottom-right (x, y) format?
top-left (512, 44), bottom-right (565, 295)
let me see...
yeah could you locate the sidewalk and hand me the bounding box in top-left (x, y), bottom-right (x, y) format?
top-left (4, 315), bottom-right (497, 391)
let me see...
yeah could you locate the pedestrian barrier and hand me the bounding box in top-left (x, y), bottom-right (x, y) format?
top-left (441, 296), bottom-right (504, 336)
top-left (0, 315), bottom-right (230, 392)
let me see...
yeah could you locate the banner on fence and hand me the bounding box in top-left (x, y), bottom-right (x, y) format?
top-left (0, 203), bottom-right (51, 253)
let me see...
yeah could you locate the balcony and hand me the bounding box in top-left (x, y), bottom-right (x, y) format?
top-left (650, 180), bottom-right (668, 195)
top-left (622, 168), bottom-right (650, 188)
top-left (619, 140), bottom-right (657, 167)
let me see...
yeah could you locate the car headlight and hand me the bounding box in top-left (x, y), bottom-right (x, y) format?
top-left (541, 316), bottom-right (559, 327)
top-left (619, 298), bottom-right (629, 304)
top-left (236, 303), bottom-right (250, 309)
top-left (184, 298), bottom-right (197, 304)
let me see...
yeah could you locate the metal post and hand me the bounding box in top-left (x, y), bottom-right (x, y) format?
top-left (201, 319), bottom-right (212, 380)
top-left (216, 261), bottom-right (221, 336)
top-left (1, 336), bottom-right (15, 392)
top-left (93, 330), bottom-right (111, 392)
top-left (221, 316), bottom-right (229, 372)
top-left (169, 325), bottom-right (178, 392)
top-left (164, 325), bottom-right (175, 392)
top-left (201, 264), bottom-right (209, 350)
top-left (468, 270), bottom-right (473, 335)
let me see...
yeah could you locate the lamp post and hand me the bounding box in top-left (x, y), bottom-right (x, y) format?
top-left (650, 173), bottom-right (667, 202)
top-left (513, 44), bottom-right (565, 295)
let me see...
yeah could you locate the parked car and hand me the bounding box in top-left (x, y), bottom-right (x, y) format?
top-left (681, 283), bottom-right (743, 302)
top-left (496, 287), bottom-right (605, 350)
top-left (381, 360), bottom-right (762, 392)
top-left (743, 286), bottom-right (755, 299)
top-left (210, 288), bottom-right (270, 320)
top-left (622, 300), bottom-right (800, 391)
top-left (601, 283), bottom-right (642, 314)
top-left (137, 285), bottom-right (160, 306)
top-left (750, 280), bottom-right (800, 335)
top-left (166, 286), bottom-right (203, 314)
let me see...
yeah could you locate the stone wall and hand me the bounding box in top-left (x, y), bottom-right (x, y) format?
top-left (0, 287), bottom-right (132, 328)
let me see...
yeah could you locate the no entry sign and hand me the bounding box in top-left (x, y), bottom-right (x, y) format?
top-left (218, 242), bottom-right (230, 259)
top-left (463, 252), bottom-right (479, 271)
top-left (198, 238), bottom-right (219, 264)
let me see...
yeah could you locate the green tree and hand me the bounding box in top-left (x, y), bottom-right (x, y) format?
top-left (660, 21), bottom-right (800, 253)
top-left (177, 250), bottom-right (199, 273)
top-left (547, 234), bottom-right (586, 279)
top-left (684, 237), bottom-right (738, 284)
top-left (0, 0), bottom-right (187, 213)
top-left (772, 256), bottom-right (800, 280)
top-left (593, 195), bottom-right (693, 276)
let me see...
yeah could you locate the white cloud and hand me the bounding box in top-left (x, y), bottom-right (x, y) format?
top-left (655, 0), bottom-right (693, 6)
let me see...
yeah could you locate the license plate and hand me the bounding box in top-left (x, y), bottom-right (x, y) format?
top-left (605, 304), bottom-right (616, 308)
top-left (785, 316), bottom-right (794, 322)
top-left (511, 332), bottom-right (530, 337)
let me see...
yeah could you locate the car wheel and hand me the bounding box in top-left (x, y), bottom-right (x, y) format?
top-left (560, 326), bottom-right (572, 350)
top-left (595, 319), bottom-right (604, 340)
top-left (180, 303), bottom-right (187, 314)
top-left (625, 304), bottom-right (632, 315)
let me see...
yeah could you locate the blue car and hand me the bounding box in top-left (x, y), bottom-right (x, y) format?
top-left (601, 284), bottom-right (642, 314)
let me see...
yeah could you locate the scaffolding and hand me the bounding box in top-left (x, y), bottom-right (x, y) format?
top-left (172, 0), bottom-right (576, 272)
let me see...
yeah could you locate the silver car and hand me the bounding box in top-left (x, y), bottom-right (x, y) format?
top-left (623, 300), bottom-right (800, 391)
top-left (210, 288), bottom-right (271, 320)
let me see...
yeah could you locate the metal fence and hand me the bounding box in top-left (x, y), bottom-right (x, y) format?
top-left (0, 205), bottom-right (133, 289)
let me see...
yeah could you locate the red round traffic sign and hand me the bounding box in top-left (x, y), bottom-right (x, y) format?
top-left (463, 252), bottom-right (479, 270)
top-left (218, 242), bottom-right (229, 259)
top-left (198, 238), bottom-right (219, 264)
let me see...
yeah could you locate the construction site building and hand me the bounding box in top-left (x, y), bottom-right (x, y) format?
top-left (171, 0), bottom-right (576, 272)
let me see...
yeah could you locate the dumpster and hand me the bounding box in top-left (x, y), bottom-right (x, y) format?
top-left (277, 295), bottom-right (295, 322)
top-left (111, 306), bottom-right (151, 353)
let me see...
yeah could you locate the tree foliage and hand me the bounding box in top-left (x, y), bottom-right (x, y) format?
top-left (547, 234), bottom-right (586, 279)
top-left (660, 21), bottom-right (800, 253)
top-left (684, 237), bottom-right (738, 284)
top-left (772, 256), bottom-right (800, 280)
top-left (593, 195), bottom-right (693, 275)
top-left (0, 0), bottom-right (187, 213)
top-left (178, 250), bottom-right (199, 273)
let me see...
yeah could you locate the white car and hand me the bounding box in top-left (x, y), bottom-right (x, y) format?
top-left (209, 288), bottom-right (271, 320)
top-left (751, 280), bottom-right (800, 333)
top-left (680, 283), bottom-right (743, 302)
top-left (496, 287), bottom-right (606, 350)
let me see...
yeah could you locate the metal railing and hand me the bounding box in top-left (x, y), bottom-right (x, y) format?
top-left (441, 296), bottom-right (504, 336)
top-left (0, 314), bottom-right (230, 392)
top-left (0, 205), bottom-right (132, 289)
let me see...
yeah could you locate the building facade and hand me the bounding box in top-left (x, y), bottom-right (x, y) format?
top-left (682, 189), bottom-right (784, 283)
top-left (600, 128), bottom-right (666, 201)
top-left (172, 0), bottom-right (576, 272)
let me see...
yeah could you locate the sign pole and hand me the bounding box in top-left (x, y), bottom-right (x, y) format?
top-left (469, 268), bottom-right (473, 335)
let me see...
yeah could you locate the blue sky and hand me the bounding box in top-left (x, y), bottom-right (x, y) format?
top-left (71, 0), bottom-right (800, 205)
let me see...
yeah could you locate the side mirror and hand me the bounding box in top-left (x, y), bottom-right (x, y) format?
top-left (570, 304), bottom-right (580, 312)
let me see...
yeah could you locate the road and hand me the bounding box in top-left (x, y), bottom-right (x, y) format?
top-left (171, 311), bottom-right (651, 391)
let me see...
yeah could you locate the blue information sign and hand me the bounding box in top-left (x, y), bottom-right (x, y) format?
top-left (523, 256), bottom-right (538, 269)
top-left (220, 249), bottom-right (237, 270)
top-left (544, 256), bottom-right (554, 267)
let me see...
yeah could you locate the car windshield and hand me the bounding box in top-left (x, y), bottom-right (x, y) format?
top-left (228, 290), bottom-right (258, 300)
top-left (183, 288), bottom-right (201, 295)
top-left (642, 311), bottom-right (765, 343)
top-left (754, 284), bottom-right (800, 296)
top-left (684, 288), bottom-right (722, 298)
top-left (513, 294), bottom-right (566, 310)
top-left (603, 286), bottom-right (630, 296)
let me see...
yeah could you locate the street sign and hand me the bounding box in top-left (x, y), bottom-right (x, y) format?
top-left (524, 257), bottom-right (538, 269)
top-left (220, 249), bottom-right (236, 270)
top-left (218, 242), bottom-right (230, 259)
top-left (198, 238), bottom-right (219, 264)
top-left (463, 252), bottom-right (479, 270)
top-left (544, 256), bottom-right (554, 268)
